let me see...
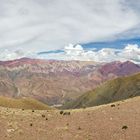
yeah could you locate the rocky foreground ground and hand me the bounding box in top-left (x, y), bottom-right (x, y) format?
top-left (0, 97), bottom-right (140, 140)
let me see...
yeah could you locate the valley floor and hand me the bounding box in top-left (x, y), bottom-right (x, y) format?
top-left (0, 97), bottom-right (140, 140)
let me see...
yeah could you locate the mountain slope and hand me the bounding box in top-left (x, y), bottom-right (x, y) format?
top-left (0, 96), bottom-right (140, 140)
top-left (0, 58), bottom-right (140, 105)
top-left (62, 73), bottom-right (140, 109)
top-left (0, 96), bottom-right (51, 110)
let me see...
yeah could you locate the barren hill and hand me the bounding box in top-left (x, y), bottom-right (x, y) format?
top-left (0, 96), bottom-right (51, 110)
top-left (0, 97), bottom-right (139, 140)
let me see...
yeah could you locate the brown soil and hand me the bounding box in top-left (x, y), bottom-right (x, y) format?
top-left (0, 97), bottom-right (140, 140)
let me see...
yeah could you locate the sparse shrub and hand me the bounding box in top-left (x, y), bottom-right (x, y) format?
top-left (87, 113), bottom-right (90, 115)
top-left (46, 118), bottom-right (48, 120)
top-left (30, 123), bottom-right (33, 126)
top-left (63, 112), bottom-right (70, 115)
top-left (22, 109), bottom-right (24, 111)
top-left (78, 127), bottom-right (81, 130)
top-left (60, 110), bottom-right (64, 115)
top-left (32, 110), bottom-right (35, 112)
top-left (122, 125), bottom-right (128, 130)
top-left (129, 94), bottom-right (134, 98)
top-left (111, 104), bottom-right (115, 107)
top-left (42, 114), bottom-right (45, 118)
top-left (18, 129), bottom-right (23, 135)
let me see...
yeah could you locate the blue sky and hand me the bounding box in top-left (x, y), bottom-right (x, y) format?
top-left (0, 0), bottom-right (140, 62)
top-left (82, 38), bottom-right (140, 50)
top-left (38, 38), bottom-right (140, 54)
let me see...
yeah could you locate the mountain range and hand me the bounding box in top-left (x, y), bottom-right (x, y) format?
top-left (0, 58), bottom-right (139, 105)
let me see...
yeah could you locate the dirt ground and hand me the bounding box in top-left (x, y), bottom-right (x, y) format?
top-left (0, 97), bottom-right (140, 140)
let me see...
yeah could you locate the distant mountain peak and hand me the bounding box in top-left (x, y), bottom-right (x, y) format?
top-left (99, 61), bottom-right (140, 76)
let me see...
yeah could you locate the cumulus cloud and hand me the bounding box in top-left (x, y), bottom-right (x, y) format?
top-left (1, 43), bottom-right (139, 63)
top-left (37, 44), bottom-right (140, 64)
top-left (0, 0), bottom-right (140, 53)
top-left (119, 44), bottom-right (140, 62)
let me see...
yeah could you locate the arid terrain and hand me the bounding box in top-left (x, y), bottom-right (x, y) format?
top-left (0, 96), bottom-right (139, 140)
top-left (0, 58), bottom-right (139, 105)
top-left (0, 59), bottom-right (139, 140)
top-left (0, 0), bottom-right (140, 139)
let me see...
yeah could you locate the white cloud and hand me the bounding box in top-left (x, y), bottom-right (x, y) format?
top-left (37, 44), bottom-right (140, 64)
top-left (63, 44), bottom-right (116, 62)
top-left (0, 0), bottom-right (139, 52)
top-left (119, 44), bottom-right (140, 62)
top-left (0, 49), bottom-right (33, 61)
top-left (64, 44), bottom-right (84, 55)
top-left (1, 43), bottom-right (139, 63)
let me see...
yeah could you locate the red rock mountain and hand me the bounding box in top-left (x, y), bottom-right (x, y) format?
top-left (99, 61), bottom-right (140, 76)
top-left (0, 58), bottom-right (139, 105)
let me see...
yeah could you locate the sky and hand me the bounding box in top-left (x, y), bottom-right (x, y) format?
top-left (0, 0), bottom-right (140, 63)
